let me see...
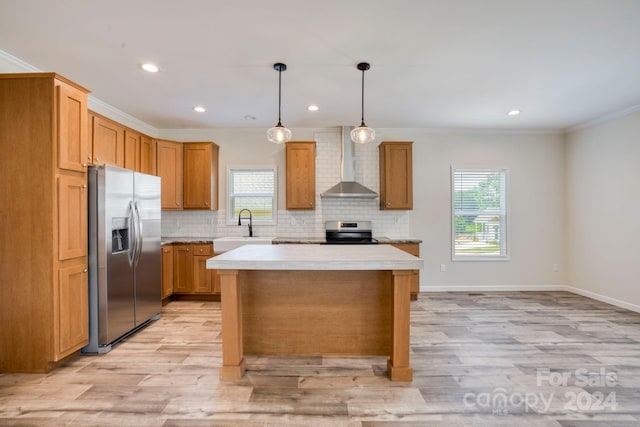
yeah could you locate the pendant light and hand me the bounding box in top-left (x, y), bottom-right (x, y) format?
top-left (351, 62), bottom-right (376, 144)
top-left (267, 63), bottom-right (292, 144)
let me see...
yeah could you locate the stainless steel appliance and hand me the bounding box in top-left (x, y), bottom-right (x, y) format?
top-left (325, 220), bottom-right (378, 244)
top-left (83, 165), bottom-right (161, 354)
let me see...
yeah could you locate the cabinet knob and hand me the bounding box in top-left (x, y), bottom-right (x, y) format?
top-left (387, 202), bottom-right (391, 206)
top-left (95, 157), bottom-right (100, 161)
top-left (87, 156), bottom-right (92, 161)
top-left (205, 202), bottom-right (208, 206)
top-left (82, 184), bottom-right (87, 189)
top-left (83, 269), bottom-right (88, 273)
top-left (82, 163), bottom-right (88, 167)
top-left (199, 249), bottom-right (203, 253)
top-left (176, 202), bottom-right (181, 206)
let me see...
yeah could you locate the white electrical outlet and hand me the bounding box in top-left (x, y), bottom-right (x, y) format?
top-left (553, 263), bottom-right (559, 272)
top-left (290, 216), bottom-right (296, 225)
top-left (440, 264), bottom-right (446, 272)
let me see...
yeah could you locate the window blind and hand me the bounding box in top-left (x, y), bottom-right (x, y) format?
top-left (452, 168), bottom-right (508, 259)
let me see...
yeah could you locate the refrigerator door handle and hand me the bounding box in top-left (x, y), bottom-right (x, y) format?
top-left (133, 201), bottom-right (144, 267)
top-left (127, 200), bottom-right (136, 267)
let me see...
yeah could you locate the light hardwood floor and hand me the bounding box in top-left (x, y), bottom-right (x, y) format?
top-left (1, 291), bottom-right (640, 426)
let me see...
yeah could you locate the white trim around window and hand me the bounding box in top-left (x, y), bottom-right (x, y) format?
top-left (451, 166), bottom-right (509, 261)
top-left (227, 166), bottom-right (277, 225)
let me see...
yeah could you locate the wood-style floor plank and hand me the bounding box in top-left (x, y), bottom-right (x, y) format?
top-left (1, 292), bottom-right (639, 426)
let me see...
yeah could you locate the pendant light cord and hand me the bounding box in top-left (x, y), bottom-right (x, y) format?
top-left (277, 67), bottom-right (283, 126)
top-left (360, 68), bottom-right (365, 126)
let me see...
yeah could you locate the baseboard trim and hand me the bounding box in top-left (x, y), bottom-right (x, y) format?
top-left (420, 284), bottom-right (640, 314)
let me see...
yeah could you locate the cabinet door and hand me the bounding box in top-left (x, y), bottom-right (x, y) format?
top-left (56, 82), bottom-right (88, 172)
top-left (157, 140), bottom-right (183, 210)
top-left (286, 141), bottom-right (316, 209)
top-left (56, 263), bottom-right (89, 358)
top-left (139, 135), bottom-right (156, 175)
top-left (92, 115), bottom-right (125, 167)
top-left (172, 244), bottom-right (192, 293)
top-left (183, 142), bottom-right (217, 210)
top-left (161, 245), bottom-right (174, 299)
top-left (58, 175), bottom-right (88, 260)
top-left (379, 142), bottom-right (413, 210)
top-left (193, 256), bottom-right (213, 294)
top-left (124, 130), bottom-right (140, 171)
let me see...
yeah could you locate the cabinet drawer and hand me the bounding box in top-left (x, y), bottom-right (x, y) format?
top-left (193, 244), bottom-right (212, 256)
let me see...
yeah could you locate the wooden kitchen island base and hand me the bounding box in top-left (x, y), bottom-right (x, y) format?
top-left (218, 268), bottom-right (414, 382)
top-left (208, 244), bottom-right (423, 382)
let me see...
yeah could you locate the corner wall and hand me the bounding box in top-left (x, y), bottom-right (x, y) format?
top-left (565, 111), bottom-right (640, 307)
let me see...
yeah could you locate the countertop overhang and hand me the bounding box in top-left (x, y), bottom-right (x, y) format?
top-left (206, 244), bottom-right (424, 271)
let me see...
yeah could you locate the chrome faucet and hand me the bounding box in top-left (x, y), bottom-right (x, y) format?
top-left (237, 209), bottom-right (253, 237)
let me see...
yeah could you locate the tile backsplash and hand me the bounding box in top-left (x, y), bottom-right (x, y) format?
top-left (162, 129), bottom-right (411, 239)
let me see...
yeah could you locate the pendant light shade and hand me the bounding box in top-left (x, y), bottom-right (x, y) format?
top-left (351, 62), bottom-right (375, 144)
top-left (267, 63), bottom-right (292, 144)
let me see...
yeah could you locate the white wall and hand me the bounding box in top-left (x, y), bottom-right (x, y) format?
top-left (565, 111), bottom-right (640, 307)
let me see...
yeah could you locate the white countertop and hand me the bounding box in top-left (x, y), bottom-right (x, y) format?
top-left (206, 244), bottom-right (424, 271)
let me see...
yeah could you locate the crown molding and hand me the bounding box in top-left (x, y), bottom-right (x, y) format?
top-left (567, 103), bottom-right (640, 133)
top-left (88, 97), bottom-right (158, 137)
top-left (0, 49), bottom-right (41, 72)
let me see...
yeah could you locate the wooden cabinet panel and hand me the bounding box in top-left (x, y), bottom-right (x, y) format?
top-left (92, 114), bottom-right (124, 167)
top-left (56, 82), bottom-right (88, 172)
top-left (286, 141), bottom-right (316, 209)
top-left (56, 263), bottom-right (89, 358)
top-left (124, 129), bottom-right (140, 171)
top-left (193, 255), bottom-right (213, 294)
top-left (139, 135), bottom-right (156, 175)
top-left (57, 175), bottom-right (88, 260)
top-left (161, 245), bottom-right (174, 299)
top-left (379, 142), bottom-right (413, 210)
top-left (173, 244), bottom-right (192, 293)
top-left (156, 140), bottom-right (183, 210)
top-left (183, 142), bottom-right (219, 210)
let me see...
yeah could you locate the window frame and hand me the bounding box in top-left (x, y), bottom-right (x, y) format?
top-left (226, 165), bottom-right (278, 225)
top-left (451, 166), bottom-right (510, 261)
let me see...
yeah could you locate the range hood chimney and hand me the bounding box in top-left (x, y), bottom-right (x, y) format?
top-left (321, 127), bottom-right (378, 199)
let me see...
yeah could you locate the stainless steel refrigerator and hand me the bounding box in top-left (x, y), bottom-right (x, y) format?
top-left (83, 165), bottom-right (161, 353)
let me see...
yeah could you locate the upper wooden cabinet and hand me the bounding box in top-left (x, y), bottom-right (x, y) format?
top-left (139, 135), bottom-right (156, 175)
top-left (183, 142), bottom-right (219, 210)
top-left (91, 113), bottom-right (125, 167)
top-left (156, 139), bottom-right (183, 209)
top-left (123, 129), bottom-right (140, 171)
top-left (0, 73), bottom-right (90, 372)
top-left (286, 141), bottom-right (316, 210)
top-left (57, 83), bottom-right (89, 172)
top-left (379, 141), bottom-right (413, 210)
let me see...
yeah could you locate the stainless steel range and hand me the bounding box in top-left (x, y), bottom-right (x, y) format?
top-left (325, 220), bottom-right (378, 244)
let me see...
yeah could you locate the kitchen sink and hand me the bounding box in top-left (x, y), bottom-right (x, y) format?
top-left (213, 236), bottom-right (274, 253)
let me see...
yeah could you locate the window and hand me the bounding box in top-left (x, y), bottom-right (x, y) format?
top-left (452, 168), bottom-right (508, 260)
top-left (228, 167), bottom-right (277, 223)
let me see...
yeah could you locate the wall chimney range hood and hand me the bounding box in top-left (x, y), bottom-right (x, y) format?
top-left (321, 127), bottom-right (378, 199)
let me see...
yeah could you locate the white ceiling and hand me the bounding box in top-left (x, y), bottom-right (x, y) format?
top-left (2, 0), bottom-right (640, 131)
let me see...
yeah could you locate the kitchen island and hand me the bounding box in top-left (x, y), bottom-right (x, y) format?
top-left (206, 244), bottom-right (423, 381)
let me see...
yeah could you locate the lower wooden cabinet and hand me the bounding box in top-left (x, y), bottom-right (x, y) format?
top-left (161, 245), bottom-right (174, 299)
top-left (162, 243), bottom-right (219, 297)
top-left (56, 263), bottom-right (89, 359)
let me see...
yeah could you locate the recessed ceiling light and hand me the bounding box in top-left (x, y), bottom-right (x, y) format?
top-left (193, 106), bottom-right (206, 113)
top-left (141, 63), bottom-right (159, 73)
top-left (507, 109), bottom-right (521, 116)
top-left (307, 105), bottom-right (319, 111)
